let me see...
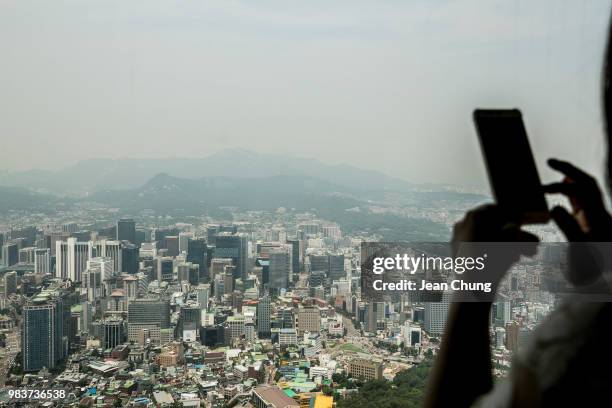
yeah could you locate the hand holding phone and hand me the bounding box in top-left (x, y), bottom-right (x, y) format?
top-left (473, 109), bottom-right (549, 224)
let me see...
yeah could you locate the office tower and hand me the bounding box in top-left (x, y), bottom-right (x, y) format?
top-left (157, 257), bottom-right (174, 282)
top-left (140, 242), bottom-right (157, 258)
top-left (153, 227), bottom-right (179, 249)
top-left (297, 306), bottom-right (321, 335)
top-left (2, 271), bottom-right (17, 296)
top-left (194, 284), bottom-right (210, 311)
top-left (186, 238), bottom-right (208, 282)
top-left (178, 232), bottom-right (193, 254)
top-left (83, 268), bottom-right (102, 302)
top-left (180, 304), bottom-right (201, 339)
top-left (214, 233), bottom-right (248, 280)
top-left (116, 218), bottom-right (136, 244)
top-left (286, 239), bottom-right (304, 275)
top-left (0, 232), bottom-right (4, 253)
top-left (22, 296), bottom-right (65, 372)
top-left (103, 317), bottom-right (125, 349)
top-left (87, 257), bottom-right (113, 280)
top-left (2, 243), bottom-right (19, 267)
top-left (177, 262), bottom-right (199, 285)
top-left (329, 254), bottom-right (345, 281)
top-left (210, 258), bottom-right (233, 281)
top-left (165, 236), bottom-right (179, 257)
top-left (56, 238), bottom-right (89, 281)
top-left (268, 246), bottom-right (292, 292)
top-left (10, 226), bottom-right (37, 247)
top-left (46, 231), bottom-right (70, 257)
top-left (424, 293), bottom-right (452, 336)
top-left (309, 255), bottom-right (329, 274)
top-left (123, 275), bottom-right (139, 301)
top-left (280, 307), bottom-right (294, 329)
top-left (257, 295), bottom-right (271, 338)
top-left (494, 295), bottom-right (512, 327)
top-left (89, 240), bottom-right (122, 273)
top-left (225, 315), bottom-right (245, 344)
top-left (34, 248), bottom-right (51, 274)
top-left (127, 299), bottom-right (171, 345)
top-left (121, 242), bottom-right (139, 274)
top-left (19, 246), bottom-right (37, 263)
top-left (322, 225), bottom-right (341, 240)
top-left (134, 229), bottom-right (146, 246)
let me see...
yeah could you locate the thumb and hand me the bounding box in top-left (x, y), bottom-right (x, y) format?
top-left (551, 206), bottom-right (585, 242)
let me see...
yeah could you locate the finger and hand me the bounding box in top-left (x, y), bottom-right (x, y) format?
top-left (547, 159), bottom-right (594, 183)
top-left (551, 206), bottom-right (585, 241)
top-left (542, 182), bottom-right (578, 196)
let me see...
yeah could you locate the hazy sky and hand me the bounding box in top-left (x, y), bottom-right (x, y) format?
top-left (1, 0), bottom-right (611, 188)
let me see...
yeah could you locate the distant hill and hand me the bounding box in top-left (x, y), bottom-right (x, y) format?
top-left (0, 149), bottom-right (416, 195)
top-left (0, 186), bottom-right (68, 213)
top-left (87, 173), bottom-right (452, 241)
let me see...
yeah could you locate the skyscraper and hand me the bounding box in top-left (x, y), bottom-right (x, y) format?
top-left (22, 296), bottom-right (65, 372)
top-left (34, 248), bottom-right (51, 274)
top-left (424, 293), bottom-right (452, 336)
top-left (103, 317), bottom-right (125, 349)
top-left (286, 239), bottom-right (304, 276)
top-left (256, 295), bottom-right (271, 338)
top-left (268, 246), bottom-right (292, 292)
top-left (214, 233), bottom-right (248, 281)
top-left (1, 242), bottom-right (19, 267)
top-left (89, 240), bottom-right (122, 273)
top-left (127, 299), bottom-right (171, 345)
top-left (116, 218), bottom-right (136, 244)
top-left (186, 238), bottom-right (208, 282)
top-left (121, 242), bottom-right (139, 274)
top-left (56, 238), bottom-right (89, 282)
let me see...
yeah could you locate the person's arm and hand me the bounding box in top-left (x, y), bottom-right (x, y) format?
top-left (424, 302), bottom-right (493, 408)
top-left (424, 205), bottom-right (538, 408)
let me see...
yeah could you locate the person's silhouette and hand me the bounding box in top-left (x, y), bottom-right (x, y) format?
top-left (424, 15), bottom-right (612, 408)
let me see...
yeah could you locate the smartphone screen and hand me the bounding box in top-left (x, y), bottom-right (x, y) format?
top-left (473, 109), bottom-right (549, 224)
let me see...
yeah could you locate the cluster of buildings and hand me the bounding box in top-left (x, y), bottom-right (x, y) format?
top-left (0, 209), bottom-right (561, 406)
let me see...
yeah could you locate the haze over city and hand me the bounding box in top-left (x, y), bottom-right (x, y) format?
top-left (1, 0), bottom-right (611, 188)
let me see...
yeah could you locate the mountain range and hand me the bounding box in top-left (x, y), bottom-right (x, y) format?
top-left (0, 149), bottom-right (417, 195)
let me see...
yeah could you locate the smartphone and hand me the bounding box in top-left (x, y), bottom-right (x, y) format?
top-left (473, 109), bottom-right (549, 224)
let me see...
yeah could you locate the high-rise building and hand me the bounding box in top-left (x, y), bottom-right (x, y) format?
top-left (268, 246), bottom-right (292, 292)
top-left (1, 242), bottom-right (19, 267)
top-left (127, 299), bottom-right (171, 345)
top-left (116, 219), bottom-right (136, 244)
top-left (56, 238), bottom-right (89, 282)
top-left (89, 240), bottom-right (122, 273)
top-left (157, 257), bottom-right (174, 282)
top-left (286, 239), bottom-right (304, 275)
top-left (34, 248), bottom-right (51, 274)
top-left (178, 232), bottom-right (193, 254)
top-left (214, 233), bottom-right (248, 281)
top-left (186, 238), bottom-right (208, 282)
top-left (19, 246), bottom-right (37, 263)
top-left (297, 306), bottom-right (321, 335)
top-left (165, 236), bottom-right (179, 257)
top-left (103, 317), bottom-right (125, 349)
top-left (424, 293), bottom-right (451, 336)
top-left (87, 257), bottom-right (113, 280)
top-left (2, 271), bottom-right (17, 296)
top-left (256, 295), bottom-right (271, 338)
top-left (329, 254), bottom-right (345, 281)
top-left (121, 242), bottom-right (139, 274)
top-left (22, 296), bottom-right (65, 372)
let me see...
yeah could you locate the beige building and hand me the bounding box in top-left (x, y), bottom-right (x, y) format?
top-left (348, 358), bottom-right (383, 381)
